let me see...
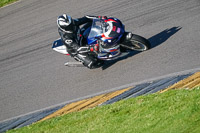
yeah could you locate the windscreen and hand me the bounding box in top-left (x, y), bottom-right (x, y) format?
top-left (88, 19), bottom-right (104, 39)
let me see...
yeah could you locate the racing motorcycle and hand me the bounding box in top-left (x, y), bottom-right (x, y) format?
top-left (52, 17), bottom-right (151, 67)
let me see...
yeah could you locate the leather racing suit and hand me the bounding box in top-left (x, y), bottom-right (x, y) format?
top-left (58, 15), bottom-right (105, 69)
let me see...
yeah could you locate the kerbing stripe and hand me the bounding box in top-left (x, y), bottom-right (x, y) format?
top-left (160, 72), bottom-right (200, 93)
top-left (39, 87), bottom-right (131, 122)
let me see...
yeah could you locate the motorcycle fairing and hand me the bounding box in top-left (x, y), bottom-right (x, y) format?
top-left (52, 38), bottom-right (69, 55)
top-left (86, 18), bottom-right (124, 60)
top-left (97, 45), bottom-right (121, 60)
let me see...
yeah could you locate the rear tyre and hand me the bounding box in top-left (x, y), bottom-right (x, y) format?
top-left (121, 34), bottom-right (151, 51)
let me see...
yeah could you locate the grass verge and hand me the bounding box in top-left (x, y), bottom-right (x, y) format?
top-left (8, 87), bottom-right (200, 133)
top-left (0, 0), bottom-right (18, 8)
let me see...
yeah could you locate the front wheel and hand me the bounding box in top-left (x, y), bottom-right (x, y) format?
top-left (121, 34), bottom-right (151, 51)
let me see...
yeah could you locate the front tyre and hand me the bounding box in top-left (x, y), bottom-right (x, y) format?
top-left (121, 34), bottom-right (151, 51)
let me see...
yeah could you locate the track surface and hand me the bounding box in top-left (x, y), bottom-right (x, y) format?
top-left (0, 0), bottom-right (200, 121)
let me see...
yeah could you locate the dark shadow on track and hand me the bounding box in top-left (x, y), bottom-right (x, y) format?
top-left (101, 51), bottom-right (139, 70)
top-left (149, 26), bottom-right (182, 48)
top-left (101, 26), bottom-right (182, 70)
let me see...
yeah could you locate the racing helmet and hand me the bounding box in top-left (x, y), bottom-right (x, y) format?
top-left (57, 14), bottom-right (74, 33)
top-left (100, 18), bottom-right (125, 48)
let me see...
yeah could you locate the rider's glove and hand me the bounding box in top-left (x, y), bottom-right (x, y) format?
top-left (98, 16), bottom-right (107, 19)
top-left (86, 15), bottom-right (107, 20)
top-left (89, 44), bottom-right (99, 53)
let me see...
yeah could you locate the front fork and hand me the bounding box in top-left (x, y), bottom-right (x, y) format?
top-left (119, 32), bottom-right (133, 50)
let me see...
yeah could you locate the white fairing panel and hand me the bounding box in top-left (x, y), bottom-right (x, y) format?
top-left (52, 38), bottom-right (69, 55)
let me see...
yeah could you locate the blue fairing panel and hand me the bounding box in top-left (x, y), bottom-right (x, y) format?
top-left (52, 38), bottom-right (63, 49)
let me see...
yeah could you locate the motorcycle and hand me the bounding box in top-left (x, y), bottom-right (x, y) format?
top-left (52, 17), bottom-right (151, 67)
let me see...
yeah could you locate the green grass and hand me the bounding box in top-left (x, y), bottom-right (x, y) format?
top-left (8, 87), bottom-right (200, 133)
top-left (0, 0), bottom-right (18, 8)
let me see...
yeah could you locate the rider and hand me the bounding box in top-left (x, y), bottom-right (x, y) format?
top-left (57, 14), bottom-right (107, 69)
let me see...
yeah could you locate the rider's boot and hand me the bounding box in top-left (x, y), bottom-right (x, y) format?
top-left (74, 54), bottom-right (103, 69)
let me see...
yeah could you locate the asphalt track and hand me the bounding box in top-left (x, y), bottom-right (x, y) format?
top-left (0, 0), bottom-right (200, 122)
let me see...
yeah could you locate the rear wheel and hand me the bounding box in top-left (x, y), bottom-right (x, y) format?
top-left (121, 34), bottom-right (151, 51)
